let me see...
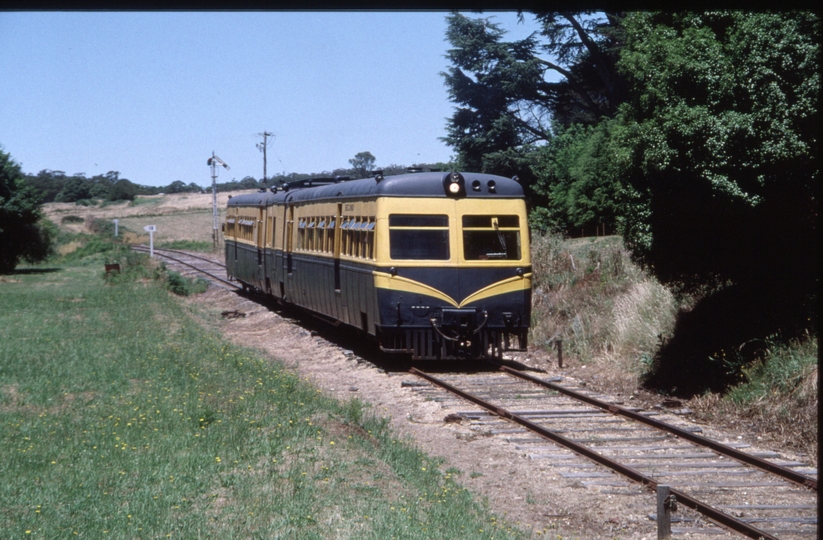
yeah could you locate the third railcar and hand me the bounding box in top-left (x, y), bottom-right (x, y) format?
top-left (224, 171), bottom-right (531, 360)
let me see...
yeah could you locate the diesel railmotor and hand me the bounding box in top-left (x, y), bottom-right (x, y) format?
top-left (224, 171), bottom-right (531, 360)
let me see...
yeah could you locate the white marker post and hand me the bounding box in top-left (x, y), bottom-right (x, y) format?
top-left (112, 219), bottom-right (119, 237)
top-left (144, 225), bottom-right (157, 257)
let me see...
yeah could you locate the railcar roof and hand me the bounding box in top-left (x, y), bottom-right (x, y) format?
top-left (226, 190), bottom-right (285, 207)
top-left (227, 172), bottom-right (523, 207)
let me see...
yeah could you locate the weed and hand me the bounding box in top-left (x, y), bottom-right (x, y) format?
top-left (164, 270), bottom-right (209, 296)
top-left (693, 336), bottom-right (817, 460)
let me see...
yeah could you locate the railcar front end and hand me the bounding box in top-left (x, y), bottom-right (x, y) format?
top-left (371, 172), bottom-right (531, 360)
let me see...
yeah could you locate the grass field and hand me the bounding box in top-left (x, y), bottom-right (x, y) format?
top-left (0, 260), bottom-right (526, 539)
top-left (42, 191), bottom-right (253, 251)
top-left (117, 210), bottom-right (222, 246)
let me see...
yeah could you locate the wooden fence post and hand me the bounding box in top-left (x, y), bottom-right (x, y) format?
top-left (657, 485), bottom-right (673, 539)
top-left (556, 339), bottom-right (563, 369)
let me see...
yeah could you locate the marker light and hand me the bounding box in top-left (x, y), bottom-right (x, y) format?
top-left (442, 172), bottom-right (466, 197)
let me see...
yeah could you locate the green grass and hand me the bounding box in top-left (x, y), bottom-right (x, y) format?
top-left (728, 337), bottom-right (818, 408)
top-left (0, 262), bottom-right (526, 539)
top-left (128, 197), bottom-right (162, 208)
top-left (158, 240), bottom-right (214, 252)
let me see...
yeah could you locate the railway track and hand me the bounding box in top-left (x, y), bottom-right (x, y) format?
top-left (127, 247), bottom-right (818, 537)
top-left (131, 245), bottom-right (239, 290)
top-left (409, 367), bottom-right (818, 539)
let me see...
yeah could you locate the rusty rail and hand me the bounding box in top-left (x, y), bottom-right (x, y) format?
top-left (136, 245), bottom-right (227, 269)
top-left (410, 367), bottom-right (781, 540)
top-left (131, 246), bottom-right (238, 290)
top-left (500, 365), bottom-right (817, 492)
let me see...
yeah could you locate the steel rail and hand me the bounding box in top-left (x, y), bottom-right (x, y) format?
top-left (131, 246), bottom-right (238, 290)
top-left (136, 245), bottom-right (227, 269)
top-left (410, 367), bottom-right (780, 540)
top-left (500, 365), bottom-right (817, 491)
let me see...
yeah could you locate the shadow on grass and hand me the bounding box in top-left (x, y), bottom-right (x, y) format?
top-left (4, 267), bottom-right (63, 276)
top-left (642, 281), bottom-right (815, 398)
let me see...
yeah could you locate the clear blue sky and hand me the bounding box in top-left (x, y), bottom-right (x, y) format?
top-left (0, 11), bottom-right (539, 188)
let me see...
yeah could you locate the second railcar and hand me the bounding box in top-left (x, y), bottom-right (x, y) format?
top-left (224, 171), bottom-right (531, 360)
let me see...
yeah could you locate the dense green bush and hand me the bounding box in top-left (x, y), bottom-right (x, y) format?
top-left (164, 269), bottom-right (209, 296)
top-left (0, 148), bottom-right (54, 273)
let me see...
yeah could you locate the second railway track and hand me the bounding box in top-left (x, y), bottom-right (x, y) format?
top-left (131, 245), bottom-right (239, 290)
top-left (409, 367), bottom-right (817, 539)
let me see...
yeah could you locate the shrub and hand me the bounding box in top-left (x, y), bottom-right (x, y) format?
top-left (165, 270), bottom-right (209, 296)
top-left (86, 218), bottom-right (115, 235)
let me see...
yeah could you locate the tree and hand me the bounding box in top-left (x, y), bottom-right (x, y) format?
top-left (441, 12), bottom-right (627, 179)
top-left (239, 176), bottom-right (259, 189)
top-left (23, 170), bottom-right (66, 203)
top-left (0, 148), bottom-right (54, 273)
top-left (107, 178), bottom-right (138, 201)
top-left (54, 176), bottom-right (92, 202)
top-left (349, 151), bottom-right (376, 178)
top-left (531, 120), bottom-right (626, 234)
top-left (166, 180), bottom-right (188, 194)
top-left (89, 183), bottom-right (109, 199)
top-left (612, 12), bottom-right (819, 393)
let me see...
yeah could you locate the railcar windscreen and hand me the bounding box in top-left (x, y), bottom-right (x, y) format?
top-left (462, 215), bottom-right (521, 260)
top-left (389, 214), bottom-right (450, 260)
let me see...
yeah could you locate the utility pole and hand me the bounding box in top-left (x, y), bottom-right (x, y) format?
top-left (257, 131), bottom-right (273, 188)
top-left (207, 152), bottom-right (230, 250)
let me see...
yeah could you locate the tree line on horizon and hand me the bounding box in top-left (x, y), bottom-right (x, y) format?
top-left (18, 155), bottom-right (455, 206)
top-left (0, 147), bottom-right (452, 272)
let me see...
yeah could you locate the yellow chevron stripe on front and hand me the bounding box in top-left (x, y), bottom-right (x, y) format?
top-left (373, 271), bottom-right (531, 309)
top-left (459, 273), bottom-right (532, 306)
top-left (373, 272), bottom-right (459, 307)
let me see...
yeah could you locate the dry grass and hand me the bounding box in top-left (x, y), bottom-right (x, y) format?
top-left (608, 279), bottom-right (677, 361)
top-left (529, 233), bottom-right (677, 392)
top-left (43, 190), bottom-right (259, 250)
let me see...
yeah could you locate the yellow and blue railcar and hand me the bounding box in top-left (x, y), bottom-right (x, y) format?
top-left (224, 171), bottom-right (531, 360)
